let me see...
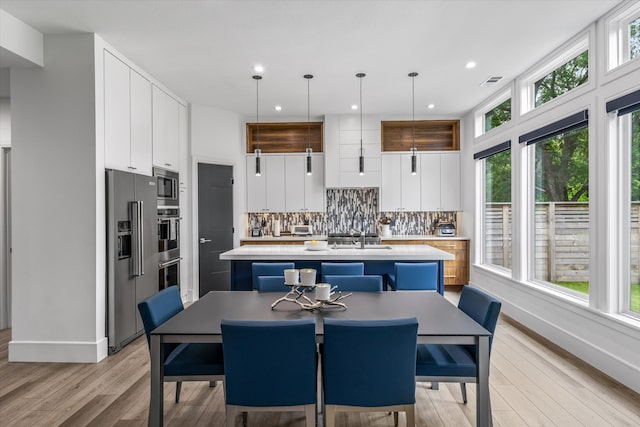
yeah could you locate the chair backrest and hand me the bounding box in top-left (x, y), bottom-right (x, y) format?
top-left (256, 275), bottom-right (288, 292)
top-left (324, 275), bottom-right (383, 292)
top-left (394, 262), bottom-right (438, 290)
top-left (221, 318), bottom-right (317, 407)
top-left (137, 286), bottom-right (183, 353)
top-left (321, 262), bottom-right (364, 281)
top-left (457, 286), bottom-right (502, 353)
top-left (251, 262), bottom-right (295, 290)
top-left (322, 318), bottom-right (418, 407)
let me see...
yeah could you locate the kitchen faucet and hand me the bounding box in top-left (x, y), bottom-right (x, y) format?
top-left (350, 210), bottom-right (366, 248)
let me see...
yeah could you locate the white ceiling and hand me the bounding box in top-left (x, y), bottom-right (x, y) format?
top-left (0, 0), bottom-right (623, 118)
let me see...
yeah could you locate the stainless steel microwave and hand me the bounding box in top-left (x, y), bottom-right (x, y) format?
top-left (153, 167), bottom-right (179, 207)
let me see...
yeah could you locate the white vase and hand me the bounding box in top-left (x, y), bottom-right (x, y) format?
top-left (381, 224), bottom-right (391, 237)
top-left (273, 219), bottom-right (281, 237)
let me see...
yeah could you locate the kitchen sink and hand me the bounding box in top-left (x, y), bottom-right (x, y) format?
top-left (331, 244), bottom-right (393, 250)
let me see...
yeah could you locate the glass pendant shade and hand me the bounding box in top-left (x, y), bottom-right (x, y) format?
top-left (306, 147), bottom-right (312, 175)
top-left (411, 147), bottom-right (417, 175)
top-left (254, 148), bottom-right (261, 176)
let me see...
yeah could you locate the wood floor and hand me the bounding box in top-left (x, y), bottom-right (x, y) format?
top-left (1, 302), bottom-right (640, 426)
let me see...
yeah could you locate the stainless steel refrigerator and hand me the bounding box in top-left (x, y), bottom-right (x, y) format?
top-left (106, 169), bottom-right (158, 354)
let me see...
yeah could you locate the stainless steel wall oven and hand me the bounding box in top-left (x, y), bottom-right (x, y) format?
top-left (158, 206), bottom-right (180, 291)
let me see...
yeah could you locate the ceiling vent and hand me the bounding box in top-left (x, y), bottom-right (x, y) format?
top-left (480, 76), bottom-right (503, 87)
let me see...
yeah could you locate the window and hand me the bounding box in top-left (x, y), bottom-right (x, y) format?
top-left (534, 51), bottom-right (589, 108)
top-left (483, 148), bottom-right (511, 269)
top-left (606, 2), bottom-right (640, 70)
top-left (629, 110), bottom-right (640, 314)
top-left (631, 16), bottom-right (640, 60)
top-left (484, 99), bottom-right (511, 132)
top-left (532, 125), bottom-right (589, 296)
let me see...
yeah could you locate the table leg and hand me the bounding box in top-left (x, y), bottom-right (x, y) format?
top-left (149, 334), bottom-right (163, 427)
top-left (477, 335), bottom-right (490, 427)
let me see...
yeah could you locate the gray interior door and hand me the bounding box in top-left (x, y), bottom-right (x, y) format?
top-left (198, 163), bottom-right (233, 296)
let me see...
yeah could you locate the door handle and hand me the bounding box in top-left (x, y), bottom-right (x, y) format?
top-left (200, 237), bottom-right (212, 244)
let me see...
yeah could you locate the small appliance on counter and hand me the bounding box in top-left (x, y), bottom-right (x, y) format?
top-left (250, 227), bottom-right (263, 237)
top-left (436, 222), bottom-right (456, 237)
top-left (291, 224), bottom-right (313, 235)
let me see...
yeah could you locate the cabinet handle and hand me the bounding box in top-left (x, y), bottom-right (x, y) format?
top-left (165, 163), bottom-right (172, 167)
top-left (127, 166), bottom-right (137, 170)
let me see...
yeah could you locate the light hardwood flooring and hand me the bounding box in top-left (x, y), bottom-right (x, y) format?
top-left (1, 297), bottom-right (640, 426)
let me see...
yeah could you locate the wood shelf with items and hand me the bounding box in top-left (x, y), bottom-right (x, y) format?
top-left (381, 239), bottom-right (469, 286)
top-left (246, 122), bottom-right (324, 153)
top-left (381, 120), bottom-right (460, 152)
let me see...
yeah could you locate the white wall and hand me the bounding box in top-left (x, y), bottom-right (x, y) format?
top-left (462, 13), bottom-right (640, 393)
top-left (189, 104), bottom-right (245, 298)
top-left (0, 9), bottom-right (43, 68)
top-left (9, 34), bottom-right (107, 362)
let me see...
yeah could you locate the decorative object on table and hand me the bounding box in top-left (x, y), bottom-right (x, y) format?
top-left (315, 283), bottom-right (331, 300)
top-left (300, 268), bottom-right (317, 285)
top-left (284, 268), bottom-right (300, 285)
top-left (304, 240), bottom-right (328, 251)
top-left (270, 281), bottom-right (351, 311)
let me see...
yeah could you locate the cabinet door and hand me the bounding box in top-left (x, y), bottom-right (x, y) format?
top-left (164, 96), bottom-right (180, 171)
top-left (246, 155), bottom-right (266, 212)
top-left (152, 85), bottom-right (168, 168)
top-left (285, 155), bottom-right (305, 212)
top-left (129, 69), bottom-right (152, 176)
top-left (265, 156), bottom-right (286, 212)
top-left (104, 51), bottom-right (131, 171)
top-left (305, 155), bottom-right (325, 212)
top-left (401, 153), bottom-right (421, 211)
top-left (380, 154), bottom-right (402, 211)
top-left (420, 153), bottom-right (442, 210)
top-left (440, 152), bottom-right (461, 211)
top-left (178, 104), bottom-right (188, 187)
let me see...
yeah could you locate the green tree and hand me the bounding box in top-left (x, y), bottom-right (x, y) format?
top-left (485, 99), bottom-right (511, 131)
top-left (631, 17), bottom-right (640, 60)
top-left (534, 51), bottom-right (589, 202)
top-left (486, 150), bottom-right (511, 203)
top-left (631, 111), bottom-right (640, 200)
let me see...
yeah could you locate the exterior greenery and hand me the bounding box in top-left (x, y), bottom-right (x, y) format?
top-left (485, 150), bottom-right (511, 203)
top-left (559, 282), bottom-right (639, 313)
top-left (631, 16), bottom-right (640, 60)
top-left (484, 99), bottom-right (511, 132)
top-left (534, 50), bottom-right (588, 108)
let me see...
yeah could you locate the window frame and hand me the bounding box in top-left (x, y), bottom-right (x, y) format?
top-left (520, 33), bottom-right (592, 116)
top-left (605, 1), bottom-right (640, 72)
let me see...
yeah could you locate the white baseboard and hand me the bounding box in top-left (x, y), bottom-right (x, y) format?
top-left (9, 337), bottom-right (109, 363)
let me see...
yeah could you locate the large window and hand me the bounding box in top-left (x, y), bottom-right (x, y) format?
top-left (629, 110), bottom-right (640, 314)
top-left (484, 99), bottom-right (511, 132)
top-left (483, 148), bottom-right (512, 269)
top-left (631, 16), bottom-right (640, 60)
top-left (534, 51), bottom-right (589, 108)
top-left (533, 125), bottom-right (589, 295)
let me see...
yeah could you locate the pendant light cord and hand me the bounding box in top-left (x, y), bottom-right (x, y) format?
top-left (359, 75), bottom-right (363, 155)
top-left (253, 75), bottom-right (262, 150)
top-left (412, 74), bottom-right (415, 150)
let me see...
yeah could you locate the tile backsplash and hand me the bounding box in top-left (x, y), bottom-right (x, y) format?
top-left (247, 188), bottom-right (458, 236)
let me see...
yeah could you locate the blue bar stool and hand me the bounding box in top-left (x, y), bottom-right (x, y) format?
top-left (324, 275), bottom-right (383, 292)
top-left (251, 262), bottom-right (295, 290)
top-left (387, 262), bottom-right (438, 291)
top-left (320, 262), bottom-right (364, 281)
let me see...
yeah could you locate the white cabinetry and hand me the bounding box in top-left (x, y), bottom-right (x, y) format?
top-left (380, 153), bottom-right (421, 211)
top-left (178, 104), bottom-right (189, 186)
top-left (324, 114), bottom-right (381, 188)
top-left (420, 152), bottom-right (461, 211)
top-left (285, 154), bottom-right (325, 212)
top-left (246, 155), bottom-right (286, 212)
top-left (104, 51), bottom-right (153, 175)
top-left (152, 85), bottom-right (180, 171)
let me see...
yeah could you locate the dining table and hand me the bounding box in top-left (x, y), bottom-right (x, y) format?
top-left (148, 290), bottom-right (492, 427)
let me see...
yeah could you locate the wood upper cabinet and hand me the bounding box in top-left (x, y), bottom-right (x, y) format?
top-left (246, 122), bottom-right (323, 153)
top-left (381, 120), bottom-right (460, 151)
top-left (246, 155), bottom-right (285, 212)
top-left (380, 153), bottom-right (420, 212)
top-left (381, 239), bottom-right (469, 286)
top-left (420, 152), bottom-right (461, 211)
top-left (104, 51), bottom-right (153, 176)
top-left (152, 85), bottom-right (180, 171)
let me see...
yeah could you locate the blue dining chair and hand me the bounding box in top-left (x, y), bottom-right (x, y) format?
top-left (322, 318), bottom-right (418, 427)
top-left (251, 262), bottom-right (295, 290)
top-left (137, 286), bottom-right (224, 403)
top-left (255, 275), bottom-right (288, 292)
top-left (323, 274), bottom-right (383, 292)
top-left (387, 262), bottom-right (438, 291)
top-left (415, 286), bottom-right (501, 404)
top-left (221, 318), bottom-right (317, 427)
top-left (320, 262), bottom-right (364, 281)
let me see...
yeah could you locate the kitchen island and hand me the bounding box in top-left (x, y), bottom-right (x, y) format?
top-left (219, 244), bottom-right (455, 294)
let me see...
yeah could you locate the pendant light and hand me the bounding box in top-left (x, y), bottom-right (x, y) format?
top-left (304, 74), bottom-right (313, 175)
top-left (356, 72), bottom-right (366, 175)
top-left (409, 72), bottom-right (418, 175)
top-left (253, 75), bottom-right (262, 176)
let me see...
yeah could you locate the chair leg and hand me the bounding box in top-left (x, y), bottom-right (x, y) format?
top-left (210, 381), bottom-right (217, 387)
top-left (242, 411), bottom-right (247, 427)
top-left (460, 382), bottom-right (467, 404)
top-left (394, 411), bottom-right (399, 426)
top-left (325, 405), bottom-right (336, 427)
top-left (405, 404), bottom-right (415, 427)
top-left (431, 381), bottom-right (439, 390)
top-left (225, 405), bottom-right (237, 427)
top-left (304, 404), bottom-right (315, 427)
top-left (175, 381), bottom-right (182, 403)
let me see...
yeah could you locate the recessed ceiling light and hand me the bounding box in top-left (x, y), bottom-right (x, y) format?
top-left (465, 61), bottom-right (477, 69)
top-left (254, 65), bottom-right (264, 73)
top-left (274, 105), bottom-right (282, 111)
top-left (351, 104), bottom-right (358, 110)
top-left (427, 104), bottom-right (435, 109)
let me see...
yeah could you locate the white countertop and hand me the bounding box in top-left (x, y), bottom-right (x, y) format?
top-left (220, 244), bottom-right (455, 261)
top-left (241, 234), bottom-right (469, 242)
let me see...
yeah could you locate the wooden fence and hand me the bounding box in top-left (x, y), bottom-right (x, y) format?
top-left (485, 202), bottom-right (594, 283)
